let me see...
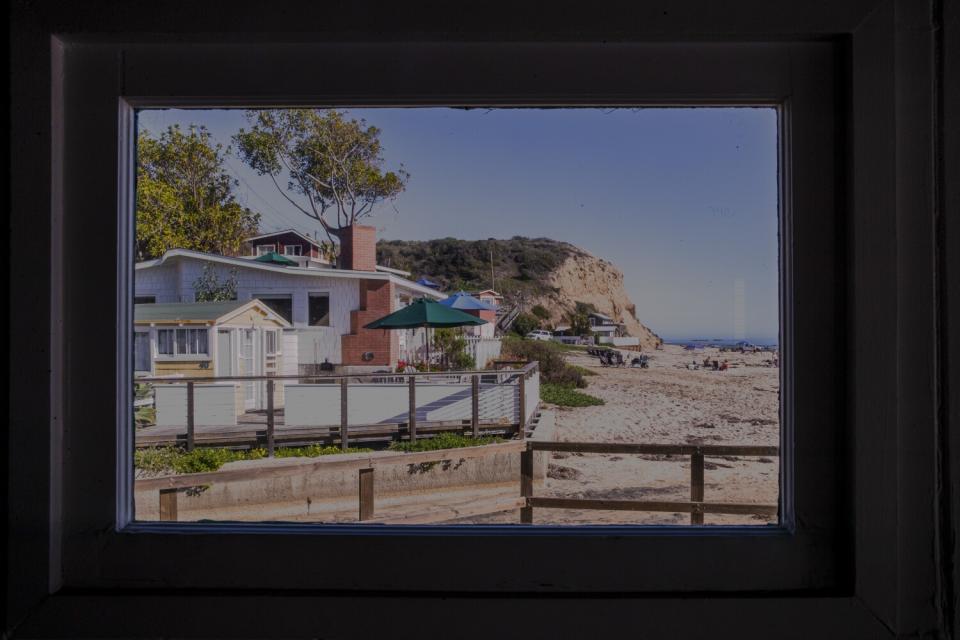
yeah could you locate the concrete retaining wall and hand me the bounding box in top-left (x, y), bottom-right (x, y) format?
top-left (135, 437), bottom-right (548, 521)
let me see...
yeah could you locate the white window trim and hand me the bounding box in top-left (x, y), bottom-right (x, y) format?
top-left (255, 244), bottom-right (276, 256)
top-left (282, 244), bottom-right (302, 256)
top-left (112, 42), bottom-right (834, 593)
top-left (153, 327), bottom-right (211, 359)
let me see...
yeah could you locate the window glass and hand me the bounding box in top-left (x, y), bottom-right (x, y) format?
top-left (133, 107), bottom-right (780, 526)
top-left (133, 332), bottom-right (151, 371)
top-left (156, 329), bottom-right (174, 355)
top-left (308, 293), bottom-right (330, 326)
top-left (175, 329), bottom-right (188, 355)
top-left (190, 328), bottom-right (209, 355)
top-left (134, 295), bottom-right (156, 304)
top-left (265, 330), bottom-right (278, 355)
top-left (256, 296), bottom-right (293, 323)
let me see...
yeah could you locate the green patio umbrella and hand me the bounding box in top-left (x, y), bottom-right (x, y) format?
top-left (364, 297), bottom-right (487, 367)
top-left (254, 251), bottom-right (298, 266)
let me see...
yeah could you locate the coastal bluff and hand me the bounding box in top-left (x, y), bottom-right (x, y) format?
top-left (376, 236), bottom-right (661, 349)
top-left (534, 249), bottom-right (661, 350)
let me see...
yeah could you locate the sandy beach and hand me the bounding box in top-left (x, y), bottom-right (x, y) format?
top-left (451, 344), bottom-right (781, 525)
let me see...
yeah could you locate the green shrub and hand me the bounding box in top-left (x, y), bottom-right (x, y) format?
top-left (568, 364), bottom-right (598, 377)
top-left (274, 444), bottom-right (371, 458)
top-left (540, 382), bottom-right (605, 407)
top-left (531, 304), bottom-right (551, 320)
top-left (135, 406), bottom-right (156, 428)
top-left (388, 432), bottom-right (503, 452)
top-left (134, 444), bottom-right (373, 475)
top-left (511, 312), bottom-right (541, 337)
top-left (501, 336), bottom-right (588, 388)
top-left (433, 327), bottom-right (476, 370)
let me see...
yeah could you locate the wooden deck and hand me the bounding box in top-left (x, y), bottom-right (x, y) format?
top-left (136, 410), bottom-right (520, 449)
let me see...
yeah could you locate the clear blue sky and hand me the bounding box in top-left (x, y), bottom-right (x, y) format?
top-left (138, 107), bottom-right (780, 344)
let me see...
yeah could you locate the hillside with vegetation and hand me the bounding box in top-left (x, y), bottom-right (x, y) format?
top-left (377, 237), bottom-right (661, 348)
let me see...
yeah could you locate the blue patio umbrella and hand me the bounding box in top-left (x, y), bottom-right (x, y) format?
top-left (415, 277), bottom-right (441, 289)
top-left (438, 291), bottom-right (496, 311)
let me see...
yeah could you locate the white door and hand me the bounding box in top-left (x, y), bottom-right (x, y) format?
top-left (239, 329), bottom-right (256, 410)
top-left (216, 330), bottom-right (233, 377)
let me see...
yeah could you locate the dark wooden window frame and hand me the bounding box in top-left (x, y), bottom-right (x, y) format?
top-left (8, 1), bottom-right (952, 637)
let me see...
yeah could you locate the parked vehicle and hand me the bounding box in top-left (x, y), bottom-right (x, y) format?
top-left (526, 329), bottom-right (553, 341)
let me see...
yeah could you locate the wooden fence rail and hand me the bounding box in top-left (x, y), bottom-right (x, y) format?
top-left (521, 441), bottom-right (779, 525)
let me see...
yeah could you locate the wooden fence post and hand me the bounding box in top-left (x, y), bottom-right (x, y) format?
top-left (159, 488), bottom-right (178, 522)
top-left (408, 376), bottom-right (417, 442)
top-left (186, 381), bottom-right (195, 452)
top-left (690, 450), bottom-right (705, 525)
top-left (520, 446), bottom-right (534, 523)
top-left (359, 468), bottom-right (374, 521)
top-left (340, 377), bottom-right (349, 451)
top-left (471, 375), bottom-right (480, 438)
top-left (518, 373), bottom-right (527, 440)
top-left (266, 378), bottom-right (275, 457)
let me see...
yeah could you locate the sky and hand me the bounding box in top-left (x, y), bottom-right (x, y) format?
top-left (138, 107), bottom-right (780, 344)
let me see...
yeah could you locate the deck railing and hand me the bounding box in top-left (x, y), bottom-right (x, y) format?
top-left (520, 441), bottom-right (779, 525)
top-left (135, 362), bottom-right (539, 453)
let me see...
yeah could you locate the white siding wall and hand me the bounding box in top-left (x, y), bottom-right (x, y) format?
top-left (135, 257), bottom-right (364, 364)
top-left (139, 257), bottom-right (361, 330)
top-left (133, 264), bottom-right (181, 303)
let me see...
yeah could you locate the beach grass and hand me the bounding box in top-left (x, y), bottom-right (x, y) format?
top-left (388, 432), bottom-right (503, 452)
top-left (540, 382), bottom-right (606, 407)
top-left (568, 364), bottom-right (598, 377)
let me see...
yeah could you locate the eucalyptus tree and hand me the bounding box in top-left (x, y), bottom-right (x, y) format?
top-left (234, 109), bottom-right (408, 246)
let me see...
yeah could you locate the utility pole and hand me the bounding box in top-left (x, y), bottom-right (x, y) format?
top-left (489, 239), bottom-right (496, 291)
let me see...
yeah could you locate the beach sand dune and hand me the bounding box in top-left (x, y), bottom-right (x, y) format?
top-left (450, 344), bottom-right (780, 525)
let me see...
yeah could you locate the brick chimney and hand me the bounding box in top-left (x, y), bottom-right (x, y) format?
top-left (336, 224), bottom-right (377, 272)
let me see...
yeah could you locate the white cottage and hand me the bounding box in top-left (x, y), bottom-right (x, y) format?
top-left (134, 299), bottom-right (291, 422)
top-left (135, 225), bottom-right (445, 372)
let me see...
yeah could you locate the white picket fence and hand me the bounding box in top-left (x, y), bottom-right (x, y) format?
top-left (464, 337), bottom-right (502, 368)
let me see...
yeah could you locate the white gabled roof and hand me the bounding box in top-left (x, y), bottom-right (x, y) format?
top-left (245, 229), bottom-right (324, 248)
top-left (136, 249), bottom-right (445, 299)
top-left (134, 298), bottom-right (291, 328)
top-left (375, 264), bottom-right (412, 277)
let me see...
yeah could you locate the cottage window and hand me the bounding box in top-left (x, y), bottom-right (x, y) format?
top-left (156, 329), bottom-right (174, 355)
top-left (256, 244), bottom-right (276, 256)
top-left (283, 245), bottom-right (302, 256)
top-left (133, 331), bottom-right (151, 372)
top-left (308, 293), bottom-right (330, 326)
top-left (264, 330), bottom-right (279, 355)
top-left (157, 328), bottom-right (208, 356)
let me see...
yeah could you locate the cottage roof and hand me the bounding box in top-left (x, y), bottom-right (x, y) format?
top-left (134, 299), bottom-right (291, 327)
